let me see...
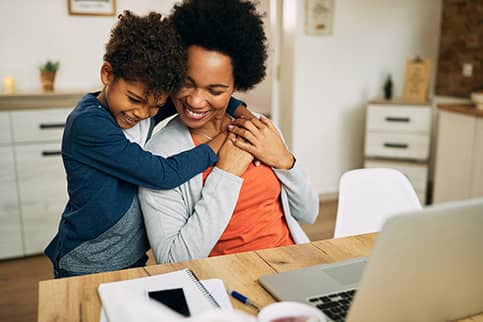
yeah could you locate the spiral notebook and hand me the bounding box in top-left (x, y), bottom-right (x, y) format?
top-left (98, 268), bottom-right (228, 322)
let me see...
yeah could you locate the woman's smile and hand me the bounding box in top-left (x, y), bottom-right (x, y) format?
top-left (181, 102), bottom-right (213, 121)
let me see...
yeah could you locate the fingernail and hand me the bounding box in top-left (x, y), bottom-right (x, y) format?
top-left (228, 125), bottom-right (234, 130)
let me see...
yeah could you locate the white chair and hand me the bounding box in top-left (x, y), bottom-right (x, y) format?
top-left (334, 168), bottom-right (422, 238)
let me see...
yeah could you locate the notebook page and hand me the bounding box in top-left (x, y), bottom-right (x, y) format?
top-left (99, 270), bottom-right (231, 322)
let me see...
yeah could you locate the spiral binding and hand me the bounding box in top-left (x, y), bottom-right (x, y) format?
top-left (185, 269), bottom-right (221, 308)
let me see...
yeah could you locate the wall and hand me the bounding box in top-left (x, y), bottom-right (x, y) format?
top-left (0, 0), bottom-right (177, 92)
top-left (0, 0), bottom-right (273, 115)
top-left (281, 0), bottom-right (442, 194)
top-left (1, 1), bottom-right (443, 196)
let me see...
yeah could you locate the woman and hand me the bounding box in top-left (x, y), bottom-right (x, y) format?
top-left (139, 0), bottom-right (318, 264)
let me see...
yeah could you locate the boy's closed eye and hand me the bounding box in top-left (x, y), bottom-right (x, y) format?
top-left (128, 96), bottom-right (143, 104)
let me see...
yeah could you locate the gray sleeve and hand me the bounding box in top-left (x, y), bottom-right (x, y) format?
top-left (274, 161), bottom-right (319, 224)
top-left (139, 167), bottom-right (243, 264)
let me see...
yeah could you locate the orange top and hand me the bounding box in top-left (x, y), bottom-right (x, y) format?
top-left (203, 162), bottom-right (295, 256)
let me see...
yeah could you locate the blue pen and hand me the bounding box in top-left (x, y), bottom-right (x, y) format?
top-left (228, 289), bottom-right (261, 312)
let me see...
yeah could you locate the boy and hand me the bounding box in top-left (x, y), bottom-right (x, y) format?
top-left (45, 11), bottom-right (249, 278)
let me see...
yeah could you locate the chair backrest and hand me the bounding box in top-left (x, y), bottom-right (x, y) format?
top-left (334, 168), bottom-right (422, 238)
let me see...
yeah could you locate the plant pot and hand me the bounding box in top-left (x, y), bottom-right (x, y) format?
top-left (40, 71), bottom-right (57, 92)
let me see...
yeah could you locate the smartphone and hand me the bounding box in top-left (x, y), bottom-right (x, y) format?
top-left (148, 288), bottom-right (191, 317)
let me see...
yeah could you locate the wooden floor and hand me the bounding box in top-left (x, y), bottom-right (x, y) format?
top-left (0, 200), bottom-right (337, 322)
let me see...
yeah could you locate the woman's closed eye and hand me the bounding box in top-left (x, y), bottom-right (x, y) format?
top-left (208, 88), bottom-right (224, 96)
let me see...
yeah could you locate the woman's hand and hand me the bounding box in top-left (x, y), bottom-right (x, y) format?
top-left (216, 133), bottom-right (254, 176)
top-left (228, 116), bottom-right (295, 170)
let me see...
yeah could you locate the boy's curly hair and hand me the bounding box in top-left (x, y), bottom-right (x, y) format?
top-left (104, 10), bottom-right (186, 98)
top-left (170, 0), bottom-right (267, 92)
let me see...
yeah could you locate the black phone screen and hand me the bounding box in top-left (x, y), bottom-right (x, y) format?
top-left (148, 288), bottom-right (191, 317)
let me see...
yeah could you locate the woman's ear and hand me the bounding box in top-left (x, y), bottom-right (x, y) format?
top-left (100, 62), bottom-right (114, 86)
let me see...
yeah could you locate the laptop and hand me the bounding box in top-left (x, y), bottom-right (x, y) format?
top-left (259, 198), bottom-right (483, 322)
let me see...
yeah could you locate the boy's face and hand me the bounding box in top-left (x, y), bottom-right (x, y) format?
top-left (98, 62), bottom-right (168, 129)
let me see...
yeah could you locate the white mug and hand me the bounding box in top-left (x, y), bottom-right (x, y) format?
top-left (257, 301), bottom-right (327, 322)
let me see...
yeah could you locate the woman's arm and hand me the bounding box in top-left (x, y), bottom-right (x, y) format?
top-left (139, 133), bottom-right (253, 263)
top-left (139, 167), bottom-right (242, 263)
top-left (274, 162), bottom-right (319, 224)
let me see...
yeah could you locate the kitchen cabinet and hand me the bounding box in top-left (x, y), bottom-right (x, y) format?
top-left (14, 108), bottom-right (70, 256)
top-left (0, 99), bottom-right (74, 259)
top-left (433, 106), bottom-right (483, 203)
top-left (0, 111), bottom-right (23, 259)
top-left (364, 100), bottom-right (432, 204)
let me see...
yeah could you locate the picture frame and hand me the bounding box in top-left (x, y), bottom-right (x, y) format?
top-left (68, 0), bottom-right (116, 17)
top-left (305, 0), bottom-right (334, 36)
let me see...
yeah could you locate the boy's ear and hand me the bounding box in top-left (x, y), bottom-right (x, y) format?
top-left (100, 62), bottom-right (114, 85)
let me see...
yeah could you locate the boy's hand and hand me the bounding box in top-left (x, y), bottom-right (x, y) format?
top-left (205, 132), bottom-right (228, 154)
top-left (228, 115), bottom-right (295, 170)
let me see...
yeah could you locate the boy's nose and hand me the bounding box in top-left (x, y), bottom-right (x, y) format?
top-left (133, 106), bottom-right (150, 120)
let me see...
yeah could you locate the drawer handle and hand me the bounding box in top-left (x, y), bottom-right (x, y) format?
top-left (39, 123), bottom-right (65, 129)
top-left (385, 117), bottom-right (410, 122)
top-left (41, 150), bottom-right (62, 157)
top-left (384, 143), bottom-right (408, 149)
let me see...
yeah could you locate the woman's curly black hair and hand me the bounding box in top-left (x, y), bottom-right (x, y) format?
top-left (104, 10), bottom-right (186, 98)
top-left (170, 0), bottom-right (267, 91)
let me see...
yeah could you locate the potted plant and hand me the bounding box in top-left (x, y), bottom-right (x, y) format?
top-left (39, 60), bottom-right (60, 92)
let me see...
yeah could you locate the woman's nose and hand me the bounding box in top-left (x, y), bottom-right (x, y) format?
top-left (186, 89), bottom-right (207, 108)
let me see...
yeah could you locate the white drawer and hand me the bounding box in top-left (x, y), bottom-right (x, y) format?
top-left (15, 143), bottom-right (67, 255)
top-left (364, 160), bottom-right (428, 191)
top-left (0, 112), bottom-right (11, 144)
top-left (365, 132), bottom-right (429, 160)
top-left (366, 105), bottom-right (431, 133)
top-left (11, 107), bottom-right (71, 143)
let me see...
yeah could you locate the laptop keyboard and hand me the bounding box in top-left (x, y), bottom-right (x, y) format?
top-left (308, 289), bottom-right (356, 322)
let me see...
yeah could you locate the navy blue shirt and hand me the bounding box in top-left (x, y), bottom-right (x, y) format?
top-left (45, 92), bottom-right (243, 267)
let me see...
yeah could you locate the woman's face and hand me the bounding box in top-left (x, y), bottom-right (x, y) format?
top-left (173, 45), bottom-right (235, 129)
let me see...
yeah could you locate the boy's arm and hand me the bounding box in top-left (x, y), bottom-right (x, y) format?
top-left (225, 97), bottom-right (256, 119)
top-left (69, 112), bottom-right (217, 190)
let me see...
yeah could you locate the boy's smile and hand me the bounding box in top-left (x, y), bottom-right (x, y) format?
top-left (98, 62), bottom-right (168, 129)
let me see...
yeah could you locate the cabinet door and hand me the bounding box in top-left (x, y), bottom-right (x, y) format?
top-left (0, 111), bottom-right (11, 144)
top-left (15, 143), bottom-right (67, 255)
top-left (0, 146), bottom-right (23, 259)
top-left (471, 118), bottom-right (483, 198)
top-left (433, 111), bottom-right (475, 203)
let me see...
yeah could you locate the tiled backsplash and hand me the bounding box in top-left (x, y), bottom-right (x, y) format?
top-left (435, 0), bottom-right (483, 97)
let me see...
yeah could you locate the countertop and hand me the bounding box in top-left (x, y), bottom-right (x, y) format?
top-left (437, 104), bottom-right (483, 118)
top-left (0, 91), bottom-right (87, 111)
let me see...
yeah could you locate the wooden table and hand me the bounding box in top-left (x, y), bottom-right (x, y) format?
top-left (37, 234), bottom-right (482, 321)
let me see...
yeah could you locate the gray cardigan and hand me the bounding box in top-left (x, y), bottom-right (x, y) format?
top-left (139, 116), bottom-right (319, 264)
